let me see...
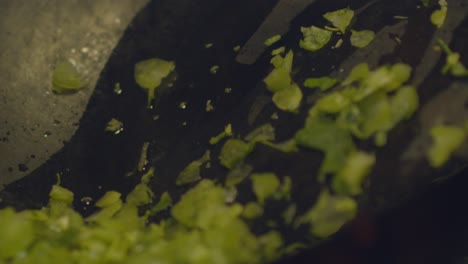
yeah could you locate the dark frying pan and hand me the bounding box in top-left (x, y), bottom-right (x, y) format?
top-left (1, 0), bottom-right (468, 263)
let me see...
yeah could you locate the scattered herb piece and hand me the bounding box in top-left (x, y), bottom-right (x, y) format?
top-left (134, 58), bottom-right (175, 107)
top-left (298, 190), bottom-right (357, 238)
top-left (219, 139), bottom-right (254, 169)
top-left (52, 61), bottom-right (86, 94)
top-left (299, 26), bottom-right (333, 52)
top-left (350, 30), bottom-right (375, 48)
top-left (304, 76), bottom-right (338, 91)
top-left (332, 151), bottom-right (376, 196)
top-left (176, 151), bottom-right (211, 186)
top-left (323, 8), bottom-right (355, 33)
top-left (105, 118), bottom-right (124, 134)
top-left (245, 123), bottom-right (276, 142)
top-left (209, 124), bottom-right (233, 145)
top-left (431, 0), bottom-right (448, 28)
top-left (251, 173), bottom-right (281, 204)
top-left (428, 125), bottom-right (466, 168)
top-left (265, 35), bottom-right (282, 46)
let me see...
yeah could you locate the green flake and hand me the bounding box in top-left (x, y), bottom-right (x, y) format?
top-left (332, 151), bottom-right (376, 196)
top-left (304, 76), bottom-right (338, 91)
top-left (242, 202), bottom-right (264, 219)
top-left (251, 173), bottom-right (281, 204)
top-left (350, 30), bottom-right (375, 48)
top-left (428, 125), bottom-right (466, 168)
top-left (210, 65), bottom-right (220, 74)
top-left (431, 0), bottom-right (448, 28)
top-left (272, 83), bottom-right (303, 112)
top-left (151, 192), bottom-right (173, 214)
top-left (52, 61), bottom-right (86, 94)
top-left (264, 51), bottom-right (294, 92)
top-left (134, 58), bottom-right (175, 107)
top-left (264, 35), bottom-right (282, 46)
top-left (258, 231), bottom-right (283, 262)
top-left (225, 164), bottom-right (254, 187)
top-left (176, 151), bottom-right (211, 186)
top-left (342, 63), bottom-right (370, 86)
top-left (299, 190), bottom-right (357, 238)
top-left (438, 39), bottom-right (468, 77)
top-left (219, 139), bottom-right (254, 169)
top-left (209, 124), bottom-right (233, 145)
top-left (105, 118), bottom-right (124, 134)
top-left (314, 92), bottom-right (351, 113)
top-left (245, 123), bottom-right (276, 142)
top-left (323, 8), bottom-right (355, 33)
top-left (264, 139), bottom-right (299, 153)
top-left (299, 26), bottom-right (333, 52)
top-left (0, 209), bottom-right (35, 260)
top-left (295, 117), bottom-right (355, 179)
top-left (271, 46), bottom-right (286, 56)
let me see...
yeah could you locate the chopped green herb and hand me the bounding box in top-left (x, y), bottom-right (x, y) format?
top-left (350, 30), bottom-right (375, 48)
top-left (52, 61), bottom-right (86, 94)
top-left (323, 8), bottom-right (355, 33)
top-left (428, 125), bottom-right (466, 168)
top-left (264, 139), bottom-right (299, 153)
top-left (314, 92), bottom-right (351, 113)
top-left (242, 202), bottom-right (264, 219)
top-left (265, 35), bottom-right (282, 46)
top-left (134, 58), bottom-right (175, 107)
top-left (295, 117), bottom-right (355, 179)
top-left (299, 190), bottom-right (357, 238)
top-left (105, 118), bottom-right (124, 134)
top-left (251, 173), bottom-right (281, 204)
top-left (258, 231), bottom-right (283, 262)
top-left (389, 86), bottom-right (419, 125)
top-left (114, 82), bottom-right (123, 95)
top-left (137, 142), bottom-right (150, 171)
top-left (299, 26), bottom-right (333, 52)
top-left (332, 151), bottom-right (376, 196)
top-left (233, 45), bottom-right (241, 52)
top-left (264, 51), bottom-right (294, 92)
top-left (209, 123), bottom-right (233, 145)
top-left (0, 208), bottom-right (35, 260)
top-left (225, 164), bottom-right (254, 187)
top-left (272, 84), bottom-right (303, 112)
top-left (176, 151), bottom-right (211, 186)
top-left (245, 123), bottom-right (276, 142)
top-left (282, 204), bottom-right (297, 225)
top-left (210, 65), bottom-right (220, 74)
top-left (342, 63), bottom-right (370, 86)
top-left (219, 139), bottom-right (254, 169)
top-left (438, 39), bottom-right (468, 77)
top-left (333, 38), bottom-right (344, 49)
top-left (271, 46), bottom-right (286, 56)
top-left (151, 192), bottom-right (173, 214)
top-left (430, 0), bottom-right (448, 28)
top-left (304, 76), bottom-right (338, 91)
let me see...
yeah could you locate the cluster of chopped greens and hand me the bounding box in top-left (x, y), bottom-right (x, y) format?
top-left (263, 51), bottom-right (303, 112)
top-left (299, 8), bottom-right (375, 52)
top-left (35, 2), bottom-right (467, 263)
top-left (0, 171), bottom-right (291, 264)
